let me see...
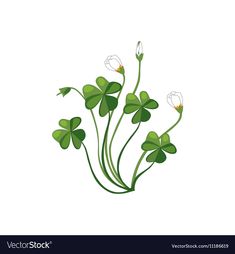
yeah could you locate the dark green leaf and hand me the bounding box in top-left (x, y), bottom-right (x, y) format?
top-left (140, 108), bottom-right (151, 122)
top-left (70, 117), bottom-right (81, 131)
top-left (99, 95), bottom-right (118, 117)
top-left (146, 149), bottom-right (166, 163)
top-left (105, 82), bottom-right (122, 94)
top-left (124, 92), bottom-right (158, 124)
top-left (71, 129), bottom-right (86, 149)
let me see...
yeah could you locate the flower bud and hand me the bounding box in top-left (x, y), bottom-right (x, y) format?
top-left (167, 91), bottom-right (183, 113)
top-left (136, 41), bottom-right (143, 61)
top-left (104, 55), bottom-right (125, 74)
top-left (57, 87), bottom-right (71, 97)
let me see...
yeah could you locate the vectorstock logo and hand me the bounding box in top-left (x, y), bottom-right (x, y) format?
top-left (7, 241), bottom-right (52, 249)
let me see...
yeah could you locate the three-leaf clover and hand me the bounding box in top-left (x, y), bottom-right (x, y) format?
top-left (141, 132), bottom-right (176, 163)
top-left (83, 77), bottom-right (122, 117)
top-left (123, 91), bottom-right (158, 124)
top-left (52, 117), bottom-right (86, 149)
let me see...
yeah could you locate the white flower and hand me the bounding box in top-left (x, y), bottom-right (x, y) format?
top-left (167, 91), bottom-right (183, 113)
top-left (136, 41), bottom-right (144, 61)
top-left (104, 55), bottom-right (124, 74)
top-left (136, 41), bottom-right (143, 56)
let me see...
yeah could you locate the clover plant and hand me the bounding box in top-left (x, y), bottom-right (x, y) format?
top-left (52, 42), bottom-right (183, 194)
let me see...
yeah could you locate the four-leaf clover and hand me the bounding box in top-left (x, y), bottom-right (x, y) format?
top-left (124, 91), bottom-right (158, 124)
top-left (141, 132), bottom-right (176, 163)
top-left (52, 117), bottom-right (86, 149)
top-left (83, 77), bottom-right (122, 117)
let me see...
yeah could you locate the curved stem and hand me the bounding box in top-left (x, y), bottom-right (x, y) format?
top-left (106, 74), bottom-right (130, 188)
top-left (109, 60), bottom-right (142, 176)
top-left (117, 123), bottom-right (141, 180)
top-left (131, 151), bottom-right (147, 188)
top-left (70, 87), bottom-right (84, 98)
top-left (104, 74), bottom-right (127, 186)
top-left (132, 163), bottom-right (154, 190)
top-left (70, 87), bottom-right (108, 181)
top-left (101, 114), bottom-right (127, 189)
top-left (133, 60), bottom-right (142, 94)
top-left (110, 74), bottom-right (126, 118)
top-left (160, 112), bottom-right (182, 138)
top-left (108, 112), bottom-right (124, 174)
top-left (82, 143), bottom-right (131, 194)
top-left (131, 112), bottom-right (183, 189)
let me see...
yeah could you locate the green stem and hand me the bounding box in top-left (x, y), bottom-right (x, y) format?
top-left (131, 112), bottom-right (183, 189)
top-left (104, 138), bottom-right (124, 185)
top-left (133, 60), bottom-right (141, 94)
top-left (108, 60), bottom-right (142, 179)
top-left (106, 74), bottom-right (130, 188)
top-left (108, 112), bottom-right (124, 175)
top-left (131, 151), bottom-right (147, 188)
top-left (117, 123), bottom-right (141, 180)
top-left (70, 87), bottom-right (84, 98)
top-left (160, 112), bottom-right (182, 138)
top-left (82, 143), bottom-right (131, 194)
top-left (105, 74), bottom-right (126, 179)
top-left (132, 163), bottom-right (154, 189)
top-left (101, 114), bottom-right (127, 190)
top-left (70, 87), bottom-right (109, 182)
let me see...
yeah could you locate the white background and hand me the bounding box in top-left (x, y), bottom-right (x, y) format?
top-left (0, 0), bottom-right (235, 235)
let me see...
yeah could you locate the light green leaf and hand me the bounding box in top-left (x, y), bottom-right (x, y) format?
top-left (132, 109), bottom-right (142, 124)
top-left (161, 134), bottom-right (170, 146)
top-left (59, 119), bottom-right (70, 130)
top-left (140, 91), bottom-right (150, 104)
top-left (162, 143), bottom-right (177, 154)
top-left (60, 132), bottom-right (70, 149)
top-left (123, 104), bottom-right (140, 114)
top-left (52, 129), bottom-right (68, 142)
top-left (145, 131), bottom-right (160, 146)
top-left (85, 94), bottom-right (102, 109)
top-left (141, 141), bottom-right (159, 151)
top-left (144, 99), bottom-right (158, 109)
top-left (83, 85), bottom-right (101, 99)
top-left (126, 93), bottom-right (141, 106)
top-left (96, 76), bottom-right (109, 92)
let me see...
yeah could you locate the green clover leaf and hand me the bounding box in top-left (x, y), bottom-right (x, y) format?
top-left (141, 132), bottom-right (176, 163)
top-left (82, 76), bottom-right (122, 117)
top-left (123, 91), bottom-right (158, 124)
top-left (52, 117), bottom-right (86, 149)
